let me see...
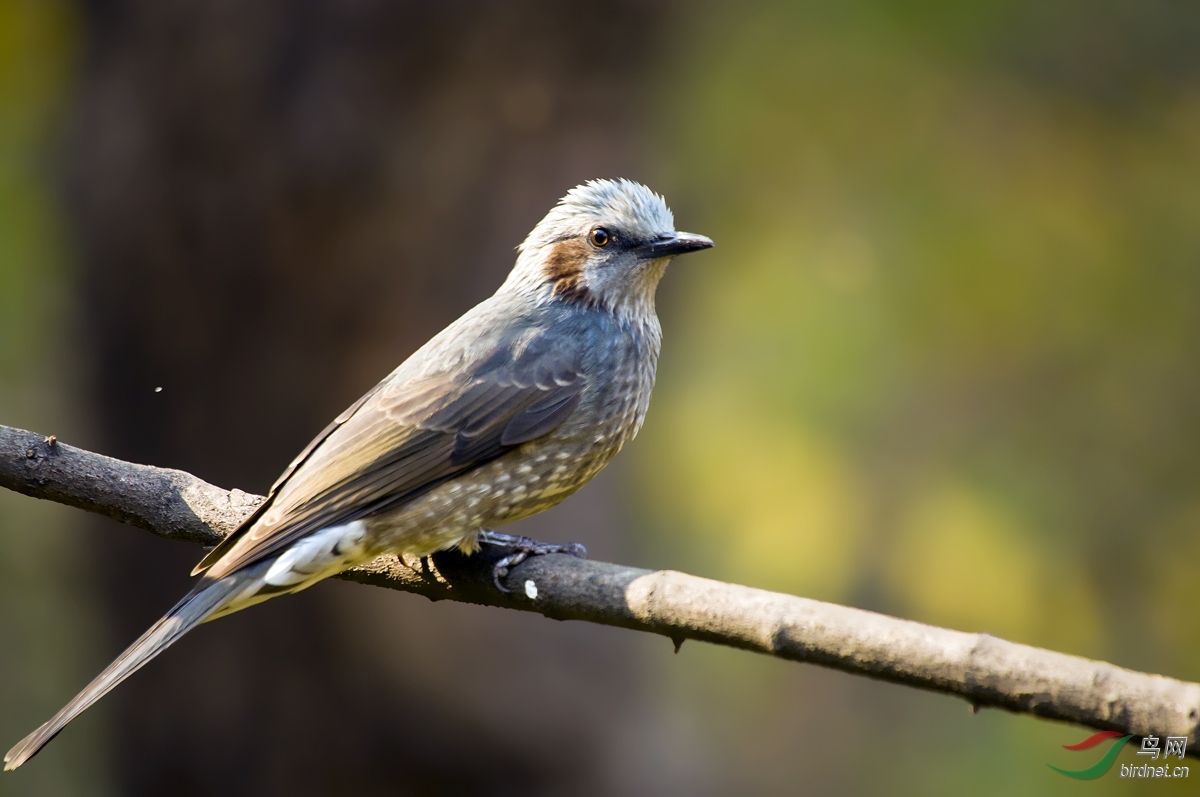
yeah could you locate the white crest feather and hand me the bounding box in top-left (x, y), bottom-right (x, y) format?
top-left (518, 178), bottom-right (675, 252)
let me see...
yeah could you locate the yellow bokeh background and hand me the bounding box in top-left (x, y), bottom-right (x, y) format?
top-left (631, 2), bottom-right (1200, 792)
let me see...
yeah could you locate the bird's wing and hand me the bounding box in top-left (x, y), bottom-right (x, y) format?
top-left (195, 330), bottom-right (584, 581)
top-left (190, 381), bottom-right (390, 577)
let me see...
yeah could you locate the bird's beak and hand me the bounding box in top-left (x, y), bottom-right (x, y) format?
top-left (635, 231), bottom-right (714, 259)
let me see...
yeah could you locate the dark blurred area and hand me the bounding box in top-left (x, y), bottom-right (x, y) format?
top-left (76, 1), bottom-right (673, 795)
top-left (9, 1), bottom-right (674, 794)
top-left (2, 0), bottom-right (1200, 795)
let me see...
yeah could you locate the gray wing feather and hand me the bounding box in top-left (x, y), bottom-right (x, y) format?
top-left (271, 380), bottom-right (386, 494)
top-left (501, 387), bottom-right (583, 445)
top-left (198, 330), bottom-right (584, 581)
top-left (192, 380), bottom-right (390, 575)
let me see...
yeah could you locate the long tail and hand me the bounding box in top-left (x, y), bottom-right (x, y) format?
top-left (4, 571), bottom-right (257, 771)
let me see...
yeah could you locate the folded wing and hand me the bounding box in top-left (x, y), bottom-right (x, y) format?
top-left (196, 329), bottom-right (584, 581)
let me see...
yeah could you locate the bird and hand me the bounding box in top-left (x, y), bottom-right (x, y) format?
top-left (4, 178), bottom-right (713, 770)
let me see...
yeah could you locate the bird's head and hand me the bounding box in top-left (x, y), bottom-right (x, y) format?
top-left (504, 179), bottom-right (713, 320)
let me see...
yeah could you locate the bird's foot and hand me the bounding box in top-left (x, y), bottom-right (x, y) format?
top-left (477, 529), bottom-right (587, 592)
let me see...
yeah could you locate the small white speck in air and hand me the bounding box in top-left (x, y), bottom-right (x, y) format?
top-left (524, 580), bottom-right (538, 600)
top-left (154, 386), bottom-right (163, 393)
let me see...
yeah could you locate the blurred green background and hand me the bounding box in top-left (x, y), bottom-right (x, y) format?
top-left (1, 0), bottom-right (1198, 794)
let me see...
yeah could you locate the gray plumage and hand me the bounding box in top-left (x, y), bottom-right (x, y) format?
top-left (4, 178), bottom-right (712, 770)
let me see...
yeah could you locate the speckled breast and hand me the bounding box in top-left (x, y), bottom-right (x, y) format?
top-left (363, 318), bottom-right (660, 558)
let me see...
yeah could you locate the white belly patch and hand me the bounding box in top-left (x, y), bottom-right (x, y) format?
top-left (206, 521), bottom-right (369, 621)
top-left (263, 520), bottom-right (369, 588)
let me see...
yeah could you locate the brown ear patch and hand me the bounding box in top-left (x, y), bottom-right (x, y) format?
top-left (545, 238), bottom-right (596, 305)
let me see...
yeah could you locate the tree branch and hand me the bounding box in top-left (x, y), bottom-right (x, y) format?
top-left (3, 424), bottom-right (1198, 754)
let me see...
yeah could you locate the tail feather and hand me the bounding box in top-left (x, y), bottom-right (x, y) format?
top-left (4, 574), bottom-right (251, 771)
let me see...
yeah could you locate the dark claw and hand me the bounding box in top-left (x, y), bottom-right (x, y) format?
top-left (491, 552), bottom-right (528, 592)
top-left (478, 530), bottom-right (587, 592)
top-left (560, 542), bottom-right (587, 559)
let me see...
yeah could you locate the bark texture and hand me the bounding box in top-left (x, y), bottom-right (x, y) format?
top-left (5, 424), bottom-right (1197, 757)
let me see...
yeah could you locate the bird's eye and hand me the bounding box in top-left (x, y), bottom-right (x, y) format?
top-left (590, 227), bottom-right (610, 247)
